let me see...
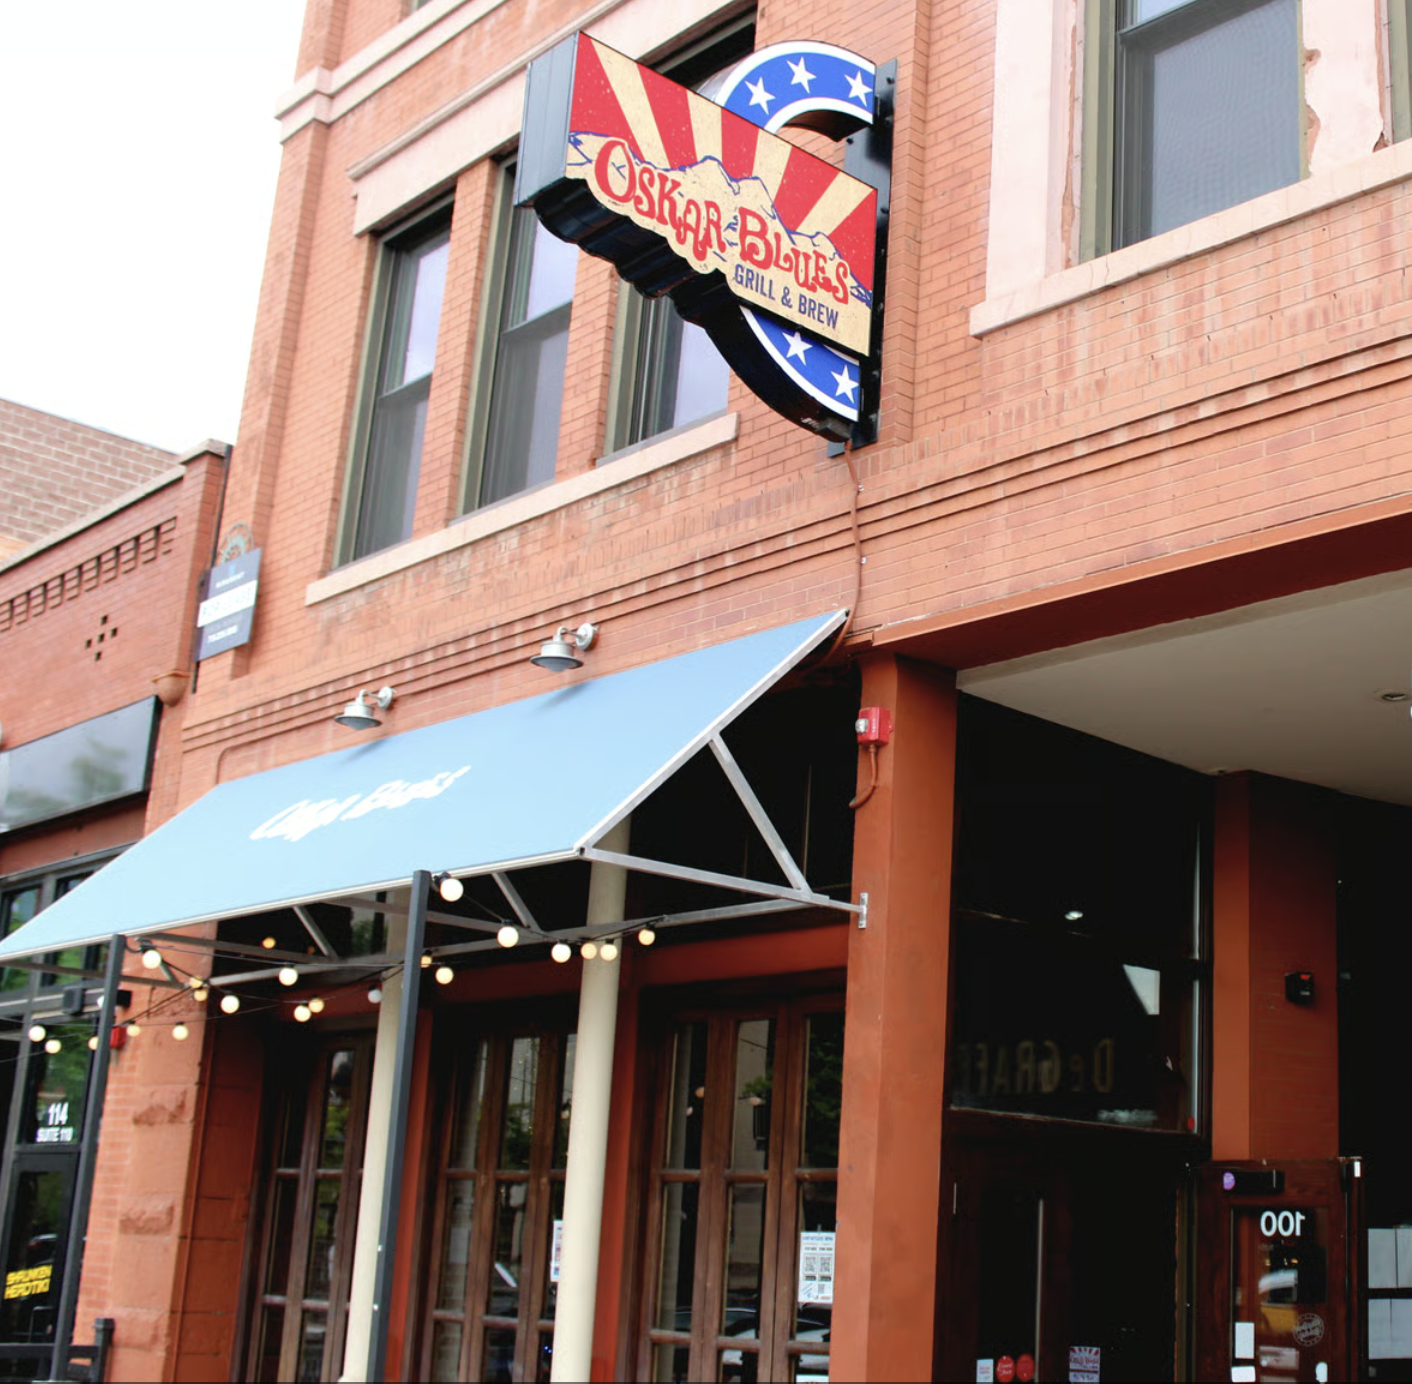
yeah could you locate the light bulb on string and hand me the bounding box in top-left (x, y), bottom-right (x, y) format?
top-left (27, 1024), bottom-right (46, 1044)
top-left (293, 1004), bottom-right (312, 1023)
top-left (496, 926), bottom-right (519, 949)
top-left (638, 926), bottom-right (656, 947)
top-left (551, 942), bottom-right (572, 964)
top-left (220, 994), bottom-right (240, 1015)
top-left (368, 987), bottom-right (383, 1005)
top-left (141, 948), bottom-right (163, 970)
top-left (261, 936), bottom-right (277, 949)
top-left (127, 1023), bottom-right (141, 1037)
top-left (438, 875), bottom-right (464, 902)
top-left (308, 997), bottom-right (325, 1014)
top-left (600, 939), bottom-right (619, 961)
top-left (435, 965), bottom-right (454, 985)
top-left (44, 1038), bottom-right (62, 1055)
top-left (193, 987), bottom-right (209, 1004)
top-left (278, 967), bottom-right (299, 987)
top-left (172, 1024), bottom-right (189, 1042)
top-left (420, 953), bottom-right (432, 969)
top-left (87, 1036), bottom-right (99, 1051)
top-left (580, 941), bottom-right (599, 961)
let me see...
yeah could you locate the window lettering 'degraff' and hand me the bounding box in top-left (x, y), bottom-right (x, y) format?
top-left (249, 766), bottom-right (471, 843)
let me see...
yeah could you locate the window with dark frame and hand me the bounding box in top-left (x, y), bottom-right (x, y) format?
top-left (639, 996), bottom-right (843, 1384)
top-left (1086, 0), bottom-right (1301, 256)
top-left (345, 208), bottom-right (452, 563)
top-left (472, 179), bottom-right (579, 509)
top-left (605, 18), bottom-right (754, 456)
top-left (418, 1019), bottom-right (577, 1383)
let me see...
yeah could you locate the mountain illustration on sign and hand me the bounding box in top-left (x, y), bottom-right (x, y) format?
top-left (567, 131), bottom-right (872, 312)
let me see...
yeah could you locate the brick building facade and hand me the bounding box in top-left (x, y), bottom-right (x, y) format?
top-left (3, 0), bottom-right (1411, 1379)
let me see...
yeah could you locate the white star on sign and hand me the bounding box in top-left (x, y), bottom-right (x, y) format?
top-left (746, 77), bottom-right (775, 112)
top-left (783, 330), bottom-right (811, 362)
top-left (788, 57), bottom-right (816, 91)
top-left (845, 70), bottom-right (873, 105)
top-left (832, 365), bottom-right (858, 402)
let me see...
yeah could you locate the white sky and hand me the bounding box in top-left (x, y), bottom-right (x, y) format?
top-left (0, 0), bottom-right (308, 453)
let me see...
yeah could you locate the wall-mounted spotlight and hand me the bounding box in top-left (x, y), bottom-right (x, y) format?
top-left (335, 686), bottom-right (395, 730)
top-left (531, 623), bottom-right (598, 672)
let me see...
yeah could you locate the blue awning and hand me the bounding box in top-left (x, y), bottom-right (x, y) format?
top-left (0, 612), bottom-right (846, 960)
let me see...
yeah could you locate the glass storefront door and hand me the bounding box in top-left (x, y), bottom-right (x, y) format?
top-left (944, 1130), bottom-right (1188, 1383)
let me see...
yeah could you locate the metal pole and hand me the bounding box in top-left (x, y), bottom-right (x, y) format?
top-left (47, 933), bottom-right (125, 1384)
top-left (366, 872), bottom-right (428, 1382)
top-left (550, 819), bottom-right (629, 1382)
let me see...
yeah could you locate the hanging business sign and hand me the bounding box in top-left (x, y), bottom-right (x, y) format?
top-left (196, 547), bottom-right (261, 662)
top-left (517, 34), bottom-right (892, 442)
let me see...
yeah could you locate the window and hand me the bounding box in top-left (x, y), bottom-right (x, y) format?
top-left (246, 1038), bottom-right (373, 1383)
top-left (1084, 0), bottom-right (1301, 256)
top-left (344, 209), bottom-right (451, 563)
top-left (1, 862), bottom-right (109, 1002)
top-left (604, 20), bottom-right (753, 455)
top-left (418, 1020), bottom-right (576, 1381)
top-left (639, 997), bottom-right (843, 1383)
top-left (469, 175), bottom-right (578, 510)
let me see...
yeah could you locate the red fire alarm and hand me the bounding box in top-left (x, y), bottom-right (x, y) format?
top-left (109, 1026), bottom-right (127, 1050)
top-left (855, 707), bottom-right (893, 746)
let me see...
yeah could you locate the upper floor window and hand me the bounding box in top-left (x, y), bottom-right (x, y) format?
top-left (344, 208), bottom-right (451, 563)
top-left (470, 178), bottom-right (578, 509)
top-left (1085, 0), bottom-right (1301, 255)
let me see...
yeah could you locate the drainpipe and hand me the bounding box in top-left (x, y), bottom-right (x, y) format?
top-left (550, 818), bottom-right (630, 1382)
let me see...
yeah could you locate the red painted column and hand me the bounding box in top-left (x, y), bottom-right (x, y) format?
top-left (1212, 772), bottom-right (1339, 1161)
top-left (831, 654), bottom-right (956, 1382)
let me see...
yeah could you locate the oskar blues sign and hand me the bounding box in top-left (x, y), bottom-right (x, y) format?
top-left (518, 35), bottom-right (890, 441)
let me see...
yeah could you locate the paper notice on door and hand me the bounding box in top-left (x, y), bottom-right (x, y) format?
top-left (1068, 1344), bottom-right (1100, 1382)
top-left (550, 1219), bottom-right (563, 1282)
top-left (976, 1361), bottom-right (994, 1383)
top-left (1234, 1321), bottom-right (1255, 1359)
top-left (1231, 1368), bottom-right (1256, 1383)
top-left (798, 1230), bottom-right (836, 1304)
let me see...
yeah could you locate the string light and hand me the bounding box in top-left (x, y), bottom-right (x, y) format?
top-left (172, 1024), bottom-right (190, 1042)
top-left (308, 997), bottom-right (325, 1014)
top-left (27, 1024), bottom-right (45, 1043)
top-left (580, 941), bottom-right (599, 961)
top-left (193, 987), bottom-right (209, 1004)
top-left (87, 1036), bottom-right (99, 1051)
top-left (551, 942), bottom-right (572, 963)
top-left (188, 975), bottom-right (204, 989)
top-left (261, 937), bottom-right (277, 949)
top-left (44, 1038), bottom-right (62, 1055)
top-left (599, 939), bottom-right (619, 961)
top-left (496, 926), bottom-right (519, 948)
top-left (278, 967), bottom-right (299, 987)
top-left (435, 965), bottom-right (454, 985)
top-left (437, 874), bottom-right (464, 902)
top-left (141, 948), bottom-right (163, 970)
top-left (368, 987), bottom-right (383, 1004)
top-left (638, 927), bottom-right (656, 947)
top-left (420, 953), bottom-right (432, 969)
top-left (127, 1023), bottom-right (141, 1037)
top-left (220, 994), bottom-right (241, 1015)
top-left (293, 1004), bottom-right (312, 1023)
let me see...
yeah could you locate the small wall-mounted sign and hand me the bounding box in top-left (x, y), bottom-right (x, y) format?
top-left (196, 547), bottom-right (261, 661)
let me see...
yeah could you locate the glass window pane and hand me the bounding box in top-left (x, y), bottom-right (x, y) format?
top-left (499, 1037), bottom-right (539, 1169)
top-left (723, 1184), bottom-right (767, 1337)
top-left (554, 1033), bottom-right (576, 1167)
top-left (1123, 0), bottom-right (1299, 243)
top-left (355, 384), bottom-right (427, 556)
top-left (0, 1169), bottom-right (66, 1343)
top-left (482, 1326), bottom-right (517, 1383)
top-left (655, 1181), bottom-right (699, 1332)
top-left (663, 1023), bottom-right (708, 1170)
top-left (795, 1183), bottom-right (836, 1339)
top-left (304, 1180), bottom-right (342, 1300)
top-left (719, 1345), bottom-right (760, 1383)
top-left (429, 1320), bottom-right (463, 1382)
top-left (1, 886), bottom-right (40, 992)
top-left (435, 1182), bottom-right (475, 1311)
top-left (254, 1303), bottom-right (286, 1383)
top-left (399, 236), bottom-right (449, 384)
top-left (522, 219), bottom-right (578, 323)
top-left (801, 1014), bottom-right (844, 1170)
top-left (265, 1176), bottom-right (299, 1296)
top-left (672, 320), bottom-right (729, 429)
top-left (653, 1343), bottom-right (691, 1383)
top-left (537, 1329), bottom-right (555, 1382)
top-left (448, 1038), bottom-right (488, 1169)
top-left (731, 1019), bottom-right (774, 1172)
top-left (318, 1050), bottom-right (357, 1169)
top-left (297, 1310), bottom-right (328, 1383)
top-left (24, 1021), bottom-right (92, 1145)
top-left (488, 1181), bottom-right (527, 1316)
top-left (480, 315), bottom-right (570, 504)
